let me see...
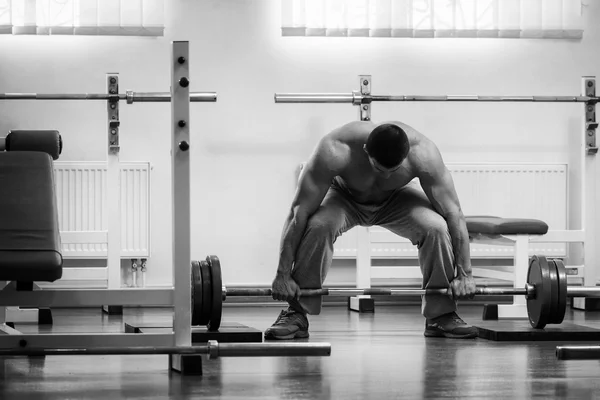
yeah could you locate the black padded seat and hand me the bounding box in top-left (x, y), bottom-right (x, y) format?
top-left (466, 216), bottom-right (548, 236)
top-left (0, 152), bottom-right (63, 282)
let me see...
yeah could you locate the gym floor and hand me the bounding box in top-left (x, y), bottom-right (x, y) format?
top-left (1, 304), bottom-right (599, 399)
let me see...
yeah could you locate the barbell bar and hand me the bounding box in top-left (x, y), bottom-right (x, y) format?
top-left (0, 91), bottom-right (217, 103)
top-left (223, 286), bottom-right (533, 298)
top-left (0, 340), bottom-right (332, 359)
top-left (193, 254), bottom-right (597, 332)
top-left (224, 281), bottom-right (597, 298)
top-left (274, 93), bottom-right (599, 103)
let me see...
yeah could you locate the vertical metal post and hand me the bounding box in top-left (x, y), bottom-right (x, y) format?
top-left (359, 75), bottom-right (371, 121)
top-left (585, 79), bottom-right (598, 155)
top-left (351, 75), bottom-right (373, 312)
top-left (497, 235), bottom-right (528, 319)
top-left (106, 74), bottom-right (121, 291)
top-left (573, 76), bottom-right (598, 310)
top-left (169, 41), bottom-right (193, 373)
top-left (583, 77), bottom-right (597, 288)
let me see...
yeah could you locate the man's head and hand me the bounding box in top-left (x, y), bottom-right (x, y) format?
top-left (364, 124), bottom-right (410, 173)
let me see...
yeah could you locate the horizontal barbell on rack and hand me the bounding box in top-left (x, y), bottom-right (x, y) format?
top-left (0, 340), bottom-right (331, 359)
top-left (192, 254), bottom-right (598, 331)
top-left (274, 93), bottom-right (599, 104)
top-left (0, 91), bottom-right (217, 103)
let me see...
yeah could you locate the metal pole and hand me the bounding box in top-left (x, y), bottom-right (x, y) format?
top-left (128, 92), bottom-right (217, 103)
top-left (105, 74), bottom-right (121, 293)
top-left (274, 93), bottom-right (355, 103)
top-left (556, 345), bottom-right (600, 360)
top-left (171, 41), bottom-right (192, 352)
top-left (224, 286), bottom-right (533, 297)
top-left (224, 285), bottom-right (600, 299)
top-left (274, 93), bottom-right (598, 103)
top-left (0, 341), bottom-right (332, 358)
top-left (565, 287), bottom-right (600, 297)
top-left (0, 346), bottom-right (212, 356)
top-left (0, 92), bottom-right (217, 102)
top-left (208, 341), bottom-right (332, 359)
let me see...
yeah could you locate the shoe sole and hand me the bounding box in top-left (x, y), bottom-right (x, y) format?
top-left (264, 330), bottom-right (310, 340)
top-left (424, 329), bottom-right (478, 339)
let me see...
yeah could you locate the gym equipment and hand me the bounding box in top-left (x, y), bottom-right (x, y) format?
top-left (2, 130), bottom-right (62, 160)
top-left (192, 254), bottom-right (600, 331)
top-left (556, 345), bottom-right (600, 360)
top-left (275, 93), bottom-right (597, 103)
top-left (0, 91), bottom-right (216, 103)
top-left (0, 340), bottom-right (331, 359)
top-left (0, 42), bottom-right (332, 374)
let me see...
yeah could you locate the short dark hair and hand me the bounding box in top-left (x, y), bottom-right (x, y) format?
top-left (365, 124), bottom-right (410, 168)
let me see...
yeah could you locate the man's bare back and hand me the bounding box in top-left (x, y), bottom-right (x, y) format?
top-left (313, 120), bottom-right (446, 205)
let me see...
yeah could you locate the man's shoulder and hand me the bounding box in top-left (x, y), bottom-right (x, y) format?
top-left (319, 121), bottom-right (371, 154)
top-left (307, 134), bottom-right (351, 175)
top-left (408, 137), bottom-right (446, 182)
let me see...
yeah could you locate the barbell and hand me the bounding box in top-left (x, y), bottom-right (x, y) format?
top-left (0, 91), bottom-right (217, 103)
top-left (274, 93), bottom-right (599, 103)
top-left (0, 340), bottom-right (331, 359)
top-left (192, 254), bottom-right (599, 331)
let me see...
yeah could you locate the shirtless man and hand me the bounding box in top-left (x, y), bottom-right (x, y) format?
top-left (264, 121), bottom-right (478, 340)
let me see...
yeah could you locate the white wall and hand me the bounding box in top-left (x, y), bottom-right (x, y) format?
top-left (0, 0), bottom-right (598, 287)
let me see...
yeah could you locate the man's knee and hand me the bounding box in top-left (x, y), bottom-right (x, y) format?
top-left (422, 217), bottom-right (451, 244)
top-left (305, 214), bottom-right (339, 240)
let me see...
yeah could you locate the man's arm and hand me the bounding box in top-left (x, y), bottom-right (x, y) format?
top-left (276, 138), bottom-right (345, 279)
top-left (417, 145), bottom-right (472, 280)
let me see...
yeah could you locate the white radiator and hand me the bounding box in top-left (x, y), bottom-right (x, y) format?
top-left (54, 162), bottom-right (151, 259)
top-left (334, 163), bottom-right (568, 259)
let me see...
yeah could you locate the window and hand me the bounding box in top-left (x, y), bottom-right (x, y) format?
top-left (0, 0), bottom-right (165, 36)
top-left (281, 0), bottom-right (584, 39)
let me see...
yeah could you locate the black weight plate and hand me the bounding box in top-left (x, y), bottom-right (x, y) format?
top-left (199, 260), bottom-right (213, 326)
top-left (527, 255), bottom-right (551, 329)
top-left (207, 255), bottom-right (223, 331)
top-left (547, 259), bottom-right (560, 324)
top-left (554, 259), bottom-right (568, 324)
top-left (191, 261), bottom-right (203, 326)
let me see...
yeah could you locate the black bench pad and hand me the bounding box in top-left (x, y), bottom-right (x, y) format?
top-left (0, 152), bottom-right (63, 282)
top-left (466, 216), bottom-right (548, 236)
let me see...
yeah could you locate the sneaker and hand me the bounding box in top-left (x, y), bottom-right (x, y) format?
top-left (264, 308), bottom-right (309, 340)
top-left (424, 312), bottom-right (478, 339)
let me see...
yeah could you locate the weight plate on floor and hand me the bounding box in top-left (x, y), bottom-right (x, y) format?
top-left (547, 259), bottom-right (560, 325)
top-left (199, 260), bottom-right (213, 326)
top-left (207, 255), bottom-right (223, 331)
top-left (527, 255), bottom-right (552, 329)
top-left (191, 261), bottom-right (203, 326)
top-left (554, 259), bottom-right (568, 324)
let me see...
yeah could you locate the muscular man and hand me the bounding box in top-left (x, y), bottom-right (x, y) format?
top-left (265, 121), bottom-right (478, 340)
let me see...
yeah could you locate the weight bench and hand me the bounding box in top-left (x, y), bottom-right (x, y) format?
top-left (349, 215), bottom-right (549, 318)
top-left (466, 216), bottom-right (548, 319)
top-left (0, 130), bottom-right (63, 327)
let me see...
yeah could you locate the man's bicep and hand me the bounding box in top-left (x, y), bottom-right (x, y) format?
top-left (292, 136), bottom-right (344, 217)
top-left (422, 169), bottom-right (463, 218)
top-left (292, 168), bottom-right (332, 218)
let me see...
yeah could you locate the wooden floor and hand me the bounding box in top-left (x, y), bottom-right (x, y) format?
top-left (1, 304), bottom-right (600, 399)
